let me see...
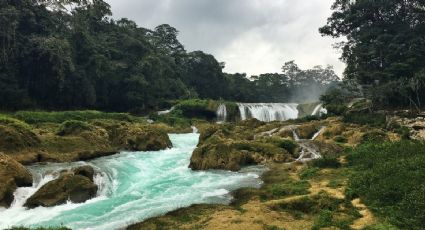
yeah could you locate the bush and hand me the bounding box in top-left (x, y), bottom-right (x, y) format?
top-left (326, 104), bottom-right (348, 116)
top-left (347, 141), bottom-right (425, 229)
top-left (310, 157), bottom-right (341, 168)
top-left (343, 112), bottom-right (386, 128)
top-left (0, 115), bottom-right (32, 131)
top-left (0, 115), bottom-right (40, 151)
top-left (268, 180), bottom-right (310, 197)
top-left (263, 137), bottom-right (298, 154)
top-left (7, 228), bottom-right (71, 230)
top-left (13, 110), bottom-right (138, 124)
top-left (360, 130), bottom-right (388, 144)
top-left (174, 99), bottom-right (218, 120)
top-left (57, 120), bottom-right (92, 136)
top-left (299, 167), bottom-right (320, 180)
top-left (333, 135), bottom-right (347, 143)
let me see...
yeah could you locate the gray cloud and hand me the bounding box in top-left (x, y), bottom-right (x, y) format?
top-left (105, 0), bottom-right (345, 77)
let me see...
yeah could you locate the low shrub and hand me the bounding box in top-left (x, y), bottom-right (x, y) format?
top-left (57, 120), bottom-right (92, 136)
top-left (13, 110), bottom-right (138, 124)
top-left (299, 167), bottom-right (320, 180)
top-left (343, 112), bottom-right (386, 128)
top-left (7, 227), bottom-right (71, 230)
top-left (310, 157), bottom-right (341, 169)
top-left (333, 135), bottom-right (347, 143)
top-left (326, 104), bottom-right (348, 116)
top-left (275, 192), bottom-right (343, 214)
top-left (267, 180), bottom-right (310, 198)
top-left (0, 115), bottom-right (32, 131)
top-left (360, 130), bottom-right (388, 144)
top-left (262, 137), bottom-right (298, 155)
top-left (347, 141), bottom-right (425, 229)
top-left (174, 99), bottom-right (218, 120)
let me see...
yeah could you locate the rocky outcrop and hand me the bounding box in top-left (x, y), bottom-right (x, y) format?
top-left (190, 122), bottom-right (299, 171)
top-left (116, 126), bottom-right (172, 151)
top-left (0, 118), bottom-right (40, 152)
top-left (25, 167), bottom-right (98, 208)
top-left (189, 140), bottom-right (294, 171)
top-left (296, 123), bottom-right (320, 139)
top-left (73, 165), bottom-right (95, 181)
top-left (0, 153), bottom-right (33, 207)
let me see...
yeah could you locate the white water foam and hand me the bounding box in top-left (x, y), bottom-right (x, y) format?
top-left (238, 103), bottom-right (299, 122)
top-left (216, 104), bottom-right (227, 123)
top-left (0, 134), bottom-right (265, 230)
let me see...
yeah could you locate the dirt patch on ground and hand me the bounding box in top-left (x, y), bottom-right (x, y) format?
top-left (350, 198), bottom-right (376, 229)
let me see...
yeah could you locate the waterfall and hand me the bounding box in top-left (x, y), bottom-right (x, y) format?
top-left (237, 103), bottom-right (299, 122)
top-left (311, 104), bottom-right (327, 116)
top-left (216, 104), bottom-right (227, 122)
top-left (158, 106), bottom-right (175, 115)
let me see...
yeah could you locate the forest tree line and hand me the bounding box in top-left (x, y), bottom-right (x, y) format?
top-left (0, 0), bottom-right (338, 112)
top-left (320, 0), bottom-right (425, 110)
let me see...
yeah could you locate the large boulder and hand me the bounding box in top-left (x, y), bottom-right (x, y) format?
top-left (189, 140), bottom-right (294, 171)
top-left (0, 153), bottom-right (33, 207)
top-left (73, 166), bottom-right (95, 181)
top-left (116, 125), bottom-right (172, 151)
top-left (25, 172), bottom-right (98, 208)
top-left (296, 123), bottom-right (320, 139)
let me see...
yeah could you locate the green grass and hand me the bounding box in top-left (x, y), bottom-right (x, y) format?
top-left (12, 110), bottom-right (141, 124)
top-left (347, 141), bottom-right (425, 230)
top-left (7, 227), bottom-right (71, 230)
top-left (57, 120), bottom-right (92, 136)
top-left (0, 114), bottom-right (32, 130)
top-left (343, 112), bottom-right (386, 128)
top-left (310, 157), bottom-right (341, 169)
top-left (299, 167), bottom-right (320, 180)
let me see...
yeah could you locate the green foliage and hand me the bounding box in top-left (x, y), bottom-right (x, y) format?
top-left (362, 224), bottom-right (399, 230)
top-left (320, 0), bottom-right (425, 108)
top-left (174, 99), bottom-right (218, 120)
top-left (347, 141), bottom-right (425, 229)
top-left (299, 167), bottom-right (320, 180)
top-left (262, 137), bottom-right (298, 155)
top-left (267, 180), bottom-right (310, 198)
top-left (333, 135), bottom-right (347, 143)
top-left (275, 192), bottom-right (343, 214)
top-left (0, 114), bottom-right (32, 131)
top-left (360, 131), bottom-right (388, 144)
top-left (57, 120), bottom-right (92, 136)
top-left (13, 111), bottom-right (138, 124)
top-left (7, 227), bottom-right (71, 230)
top-left (0, 0), bottom-right (338, 113)
top-left (342, 113), bottom-right (386, 128)
top-left (310, 157), bottom-right (341, 169)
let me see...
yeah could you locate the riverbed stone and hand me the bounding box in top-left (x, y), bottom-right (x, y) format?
top-left (73, 165), bottom-right (95, 181)
top-left (296, 123), bottom-right (320, 139)
top-left (0, 153), bottom-right (33, 207)
top-left (25, 173), bottom-right (98, 208)
top-left (112, 125), bottom-right (172, 151)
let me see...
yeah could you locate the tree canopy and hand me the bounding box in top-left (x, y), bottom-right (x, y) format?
top-left (320, 0), bottom-right (425, 109)
top-left (0, 0), bottom-right (338, 112)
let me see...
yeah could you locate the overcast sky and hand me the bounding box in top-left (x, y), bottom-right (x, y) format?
top-left (105, 0), bottom-right (345, 78)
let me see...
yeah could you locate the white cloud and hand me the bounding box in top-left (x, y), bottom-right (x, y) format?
top-left (105, 0), bottom-right (345, 77)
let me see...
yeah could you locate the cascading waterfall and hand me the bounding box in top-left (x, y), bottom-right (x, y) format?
top-left (216, 104), bottom-right (227, 123)
top-left (311, 104), bottom-right (327, 116)
top-left (0, 134), bottom-right (265, 230)
top-left (237, 103), bottom-right (299, 122)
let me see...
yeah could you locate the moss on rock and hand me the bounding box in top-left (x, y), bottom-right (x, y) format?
top-left (0, 153), bottom-right (33, 207)
top-left (0, 116), bottom-right (40, 152)
top-left (25, 173), bottom-right (97, 208)
top-left (114, 125), bottom-right (172, 151)
top-left (296, 123), bottom-right (320, 139)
